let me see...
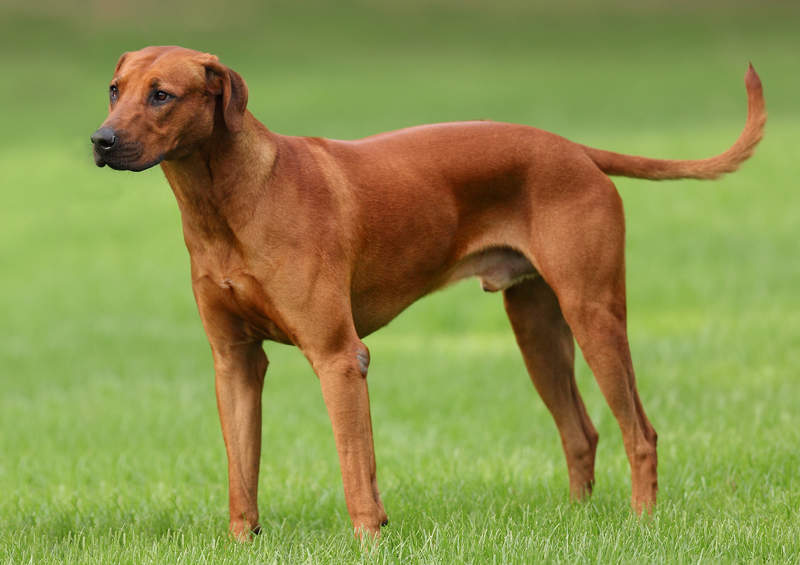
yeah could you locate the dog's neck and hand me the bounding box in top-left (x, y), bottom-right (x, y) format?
top-left (160, 112), bottom-right (278, 249)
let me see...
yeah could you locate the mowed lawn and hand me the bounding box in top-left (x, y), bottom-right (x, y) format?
top-left (1, 2), bottom-right (799, 563)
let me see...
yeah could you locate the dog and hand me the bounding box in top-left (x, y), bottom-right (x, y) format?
top-left (90, 46), bottom-right (765, 539)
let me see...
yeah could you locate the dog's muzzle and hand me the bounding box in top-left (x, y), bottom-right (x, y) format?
top-left (90, 126), bottom-right (156, 171)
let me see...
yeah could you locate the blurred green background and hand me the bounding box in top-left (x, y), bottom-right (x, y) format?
top-left (1, 1), bottom-right (799, 562)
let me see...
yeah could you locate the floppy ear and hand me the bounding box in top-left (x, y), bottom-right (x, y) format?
top-left (203, 56), bottom-right (249, 133)
top-left (114, 51), bottom-right (129, 75)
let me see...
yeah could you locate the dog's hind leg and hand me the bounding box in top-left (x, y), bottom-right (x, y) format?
top-left (503, 276), bottom-right (598, 500)
top-left (529, 174), bottom-right (658, 513)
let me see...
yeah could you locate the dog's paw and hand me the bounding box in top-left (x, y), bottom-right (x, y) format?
top-left (229, 519), bottom-right (261, 542)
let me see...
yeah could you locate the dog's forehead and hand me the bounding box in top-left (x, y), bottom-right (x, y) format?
top-left (115, 46), bottom-right (210, 84)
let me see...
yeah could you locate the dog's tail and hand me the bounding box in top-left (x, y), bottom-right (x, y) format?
top-left (580, 64), bottom-right (766, 181)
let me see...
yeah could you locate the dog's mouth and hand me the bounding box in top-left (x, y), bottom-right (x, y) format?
top-left (93, 140), bottom-right (163, 172)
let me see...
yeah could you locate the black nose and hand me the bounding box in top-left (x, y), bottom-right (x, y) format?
top-left (91, 126), bottom-right (116, 150)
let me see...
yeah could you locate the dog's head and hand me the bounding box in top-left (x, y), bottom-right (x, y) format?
top-left (90, 46), bottom-right (248, 171)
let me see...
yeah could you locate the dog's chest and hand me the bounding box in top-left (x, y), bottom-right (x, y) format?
top-left (195, 269), bottom-right (293, 344)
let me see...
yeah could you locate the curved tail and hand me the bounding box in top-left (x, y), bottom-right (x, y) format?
top-left (581, 64), bottom-right (766, 180)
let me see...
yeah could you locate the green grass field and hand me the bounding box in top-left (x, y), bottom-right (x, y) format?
top-left (1, 1), bottom-right (799, 562)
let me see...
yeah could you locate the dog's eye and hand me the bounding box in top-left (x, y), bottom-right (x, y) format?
top-left (109, 85), bottom-right (118, 103)
top-left (150, 90), bottom-right (174, 106)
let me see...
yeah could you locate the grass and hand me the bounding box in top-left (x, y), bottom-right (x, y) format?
top-left (1, 1), bottom-right (799, 562)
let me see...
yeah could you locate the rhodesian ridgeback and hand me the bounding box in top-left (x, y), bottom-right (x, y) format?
top-left (90, 46), bottom-right (765, 539)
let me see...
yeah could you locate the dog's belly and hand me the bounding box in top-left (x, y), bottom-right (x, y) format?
top-left (446, 246), bottom-right (539, 292)
top-left (350, 246), bottom-right (538, 336)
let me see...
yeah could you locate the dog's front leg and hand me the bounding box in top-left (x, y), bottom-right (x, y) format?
top-left (310, 340), bottom-right (388, 537)
top-left (210, 340), bottom-right (268, 540)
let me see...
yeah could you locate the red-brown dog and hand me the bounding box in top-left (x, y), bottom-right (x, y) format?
top-left (90, 46), bottom-right (765, 539)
